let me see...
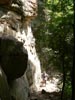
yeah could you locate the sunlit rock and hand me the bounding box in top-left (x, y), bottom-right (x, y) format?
top-left (22, 0), bottom-right (37, 17)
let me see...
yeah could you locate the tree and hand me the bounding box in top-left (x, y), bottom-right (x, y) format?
top-left (33, 0), bottom-right (73, 99)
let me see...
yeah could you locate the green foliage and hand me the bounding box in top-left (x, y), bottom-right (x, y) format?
top-left (64, 82), bottom-right (72, 99)
top-left (35, 0), bottom-right (73, 69)
top-left (33, 0), bottom-right (73, 98)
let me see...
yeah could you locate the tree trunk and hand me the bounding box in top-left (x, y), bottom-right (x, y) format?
top-left (61, 54), bottom-right (66, 100)
top-left (71, 1), bottom-right (75, 99)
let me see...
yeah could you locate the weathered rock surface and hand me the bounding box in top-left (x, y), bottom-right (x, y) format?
top-left (10, 74), bottom-right (29, 100)
top-left (0, 66), bottom-right (11, 100)
top-left (0, 0), bottom-right (41, 99)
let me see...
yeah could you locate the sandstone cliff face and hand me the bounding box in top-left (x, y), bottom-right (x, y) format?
top-left (0, 0), bottom-right (41, 100)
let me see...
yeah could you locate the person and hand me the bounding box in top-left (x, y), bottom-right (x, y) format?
top-left (40, 71), bottom-right (48, 87)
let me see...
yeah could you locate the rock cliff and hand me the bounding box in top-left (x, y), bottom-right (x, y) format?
top-left (0, 0), bottom-right (41, 100)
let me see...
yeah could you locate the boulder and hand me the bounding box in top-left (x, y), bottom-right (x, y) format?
top-left (0, 37), bottom-right (29, 100)
top-left (0, 37), bottom-right (28, 81)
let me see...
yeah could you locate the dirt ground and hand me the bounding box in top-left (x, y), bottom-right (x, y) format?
top-left (29, 90), bottom-right (61, 100)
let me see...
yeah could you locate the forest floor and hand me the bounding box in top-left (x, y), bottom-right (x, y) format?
top-left (29, 89), bottom-right (61, 100)
top-left (29, 72), bottom-right (62, 100)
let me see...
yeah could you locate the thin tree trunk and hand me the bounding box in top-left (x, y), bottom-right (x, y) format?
top-left (61, 54), bottom-right (66, 100)
top-left (71, 1), bottom-right (75, 99)
top-left (71, 57), bottom-right (75, 100)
